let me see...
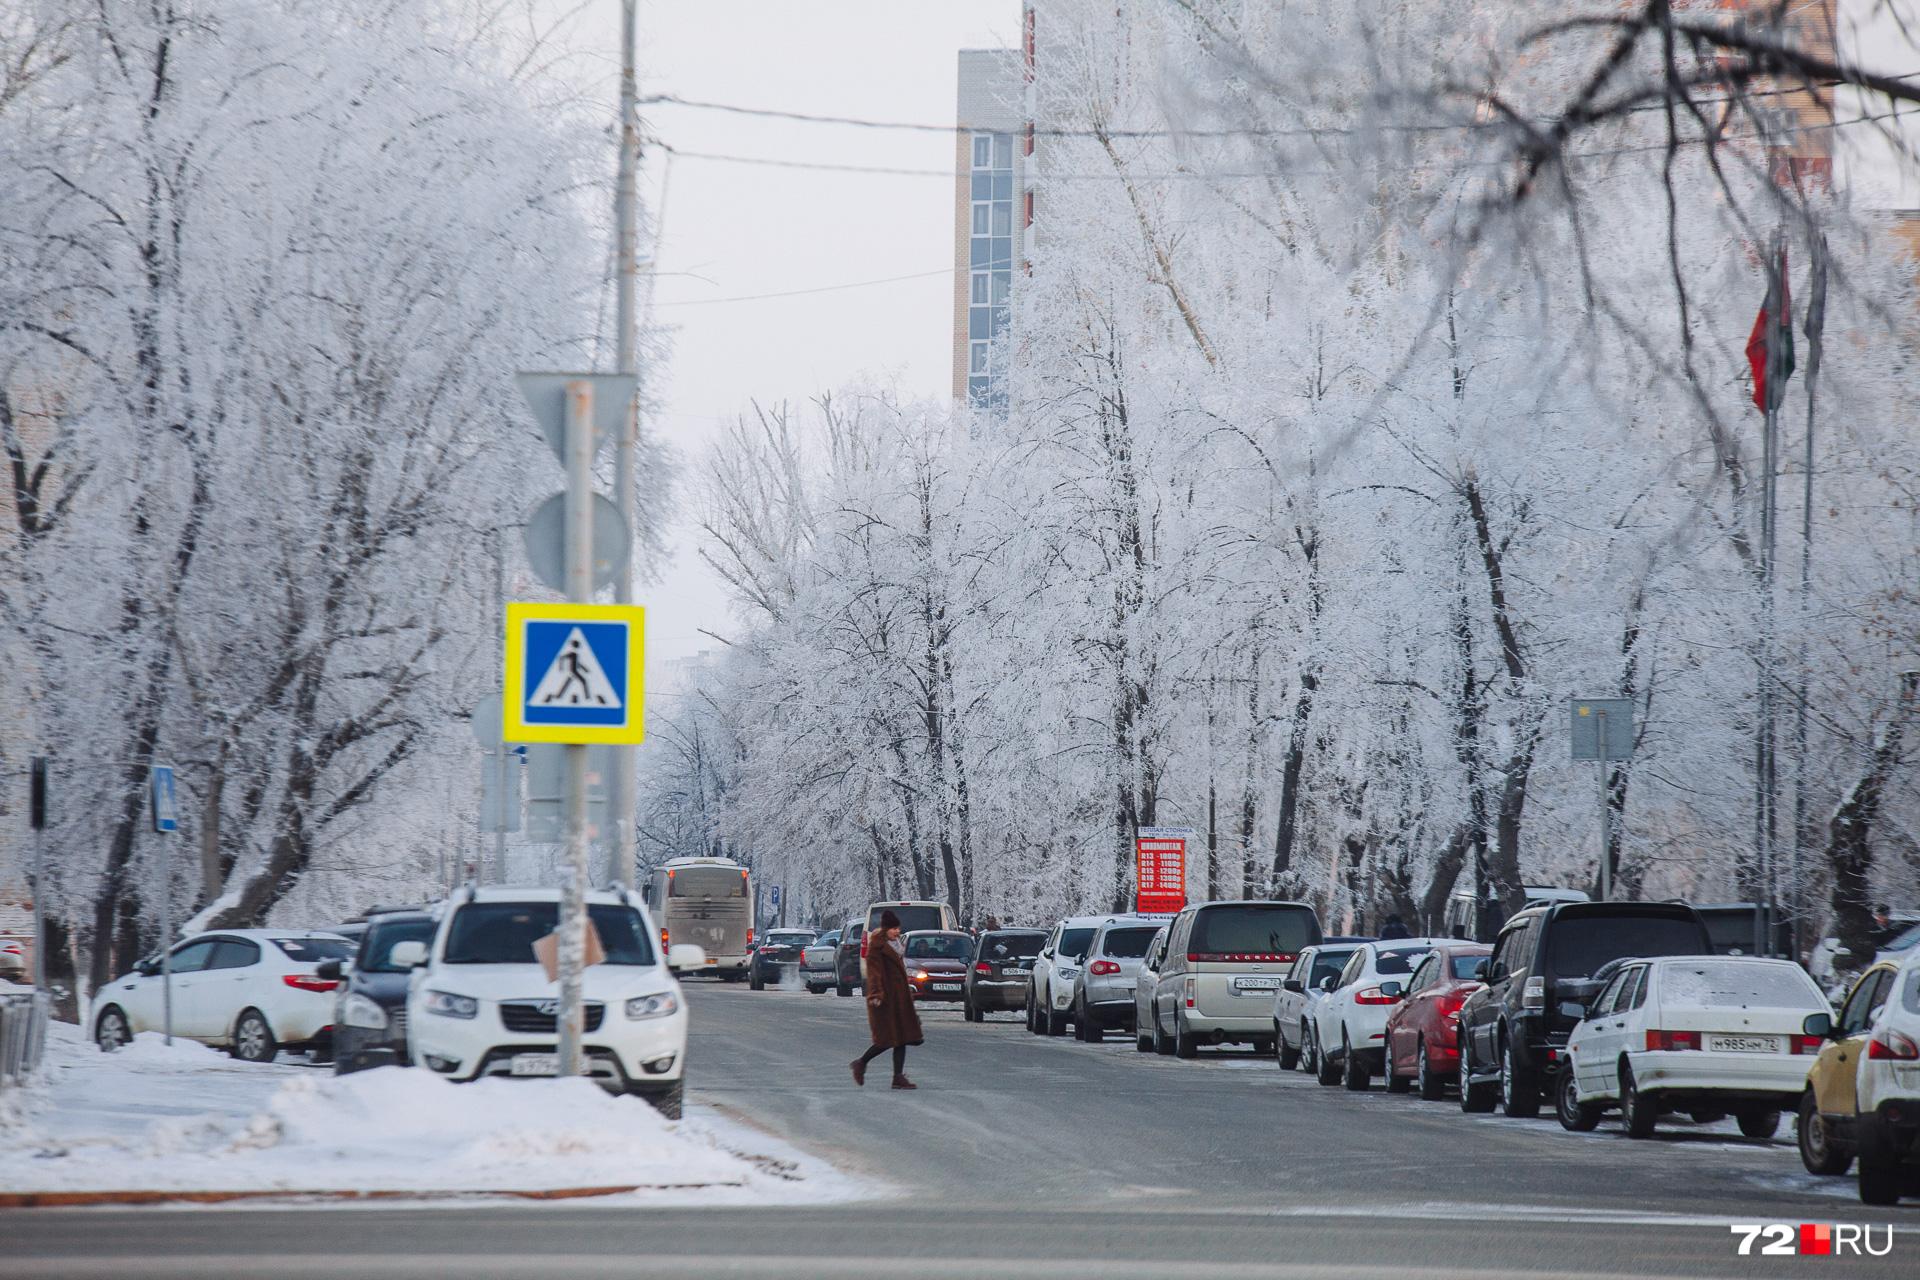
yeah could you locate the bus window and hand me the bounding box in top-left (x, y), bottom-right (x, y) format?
top-left (670, 867), bottom-right (746, 899)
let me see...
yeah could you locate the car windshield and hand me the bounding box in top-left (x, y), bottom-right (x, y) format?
top-left (1309, 950), bottom-right (1354, 987)
top-left (1544, 913), bottom-right (1707, 978)
top-left (443, 902), bottom-right (658, 966)
top-left (1101, 927), bottom-right (1159, 959)
top-left (1658, 961), bottom-right (1821, 1009)
top-left (906, 933), bottom-right (971, 959)
top-left (1450, 953), bottom-right (1488, 980)
top-left (1191, 905), bottom-right (1319, 955)
top-left (271, 936), bottom-right (355, 962)
top-left (1374, 946), bottom-right (1431, 975)
top-left (766, 931), bottom-right (815, 946)
top-left (669, 866), bottom-right (745, 898)
top-left (1056, 927), bottom-right (1096, 961)
top-left (357, 919), bottom-right (436, 973)
top-left (871, 904), bottom-right (945, 934)
top-left (981, 933), bottom-right (1044, 961)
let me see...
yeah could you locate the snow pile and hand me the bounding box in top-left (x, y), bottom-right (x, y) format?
top-left (0, 1024), bottom-right (857, 1202)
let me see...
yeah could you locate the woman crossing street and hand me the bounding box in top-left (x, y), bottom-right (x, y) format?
top-left (850, 911), bottom-right (924, 1090)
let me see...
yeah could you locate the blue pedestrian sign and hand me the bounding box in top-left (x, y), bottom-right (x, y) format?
top-left (502, 602), bottom-right (646, 745)
top-left (150, 765), bottom-right (179, 833)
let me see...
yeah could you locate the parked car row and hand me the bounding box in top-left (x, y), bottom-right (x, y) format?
top-left (89, 885), bottom-right (705, 1118)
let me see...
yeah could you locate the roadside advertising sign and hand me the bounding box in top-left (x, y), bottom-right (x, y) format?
top-left (1134, 826), bottom-right (1190, 915)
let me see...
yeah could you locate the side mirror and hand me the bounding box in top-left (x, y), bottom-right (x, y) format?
top-left (1282, 978), bottom-right (1304, 994)
top-left (389, 940), bottom-right (429, 969)
top-left (668, 944), bottom-right (708, 971)
top-left (1472, 959), bottom-right (1491, 982)
top-left (136, 959), bottom-right (161, 978)
top-left (1558, 1001), bottom-right (1588, 1021)
top-left (1318, 976), bottom-right (1336, 993)
top-left (315, 959), bottom-right (343, 980)
top-left (1379, 980), bottom-right (1404, 1000)
top-left (1803, 1011), bottom-right (1834, 1040)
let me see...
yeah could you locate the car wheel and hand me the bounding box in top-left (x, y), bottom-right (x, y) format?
top-left (1300, 1022), bottom-right (1317, 1075)
top-left (1046, 1003), bottom-right (1069, 1037)
top-left (1081, 1003), bottom-right (1103, 1042)
top-left (836, 981), bottom-right (853, 997)
top-left (94, 1006), bottom-right (131, 1053)
top-left (231, 1008), bottom-right (278, 1064)
top-left (1315, 1027), bottom-right (1341, 1086)
top-left (1174, 1012), bottom-right (1199, 1059)
top-left (637, 1077), bottom-right (684, 1121)
top-left (1556, 1067), bottom-right (1602, 1132)
top-left (1857, 1150), bottom-right (1903, 1206)
top-left (1136, 1019), bottom-right (1153, 1052)
top-left (1385, 1052), bottom-right (1411, 1093)
top-left (1341, 1031), bottom-right (1370, 1091)
top-left (1798, 1091), bottom-right (1853, 1175)
top-left (1459, 1038), bottom-right (1497, 1113)
top-left (1277, 1023), bottom-right (1300, 1071)
top-left (1153, 1009), bottom-right (1173, 1056)
top-left (1498, 1034), bottom-right (1540, 1118)
top-left (1737, 1108), bottom-right (1781, 1140)
top-left (1620, 1063), bottom-right (1658, 1139)
top-left (1417, 1039), bottom-right (1446, 1102)
top-left (750, 968), bottom-right (764, 991)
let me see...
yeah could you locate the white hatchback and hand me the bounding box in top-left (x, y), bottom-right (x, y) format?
top-left (399, 886), bottom-right (703, 1118)
top-left (91, 929), bottom-right (356, 1062)
top-left (1557, 954), bottom-right (1829, 1139)
top-left (1312, 938), bottom-right (1443, 1089)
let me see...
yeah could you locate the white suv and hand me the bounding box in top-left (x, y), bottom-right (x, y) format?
top-left (1027, 916), bottom-right (1122, 1037)
top-left (398, 886), bottom-right (703, 1117)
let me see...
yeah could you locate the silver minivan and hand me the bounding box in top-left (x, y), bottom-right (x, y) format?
top-left (1071, 918), bottom-right (1163, 1041)
top-left (1145, 900), bottom-right (1323, 1058)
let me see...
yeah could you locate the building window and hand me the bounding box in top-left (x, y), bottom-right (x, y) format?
top-left (970, 341), bottom-right (990, 374)
top-left (967, 375), bottom-right (991, 404)
top-left (991, 270), bottom-right (1010, 304)
top-left (993, 133), bottom-right (1013, 168)
top-left (972, 203), bottom-right (992, 235)
top-left (971, 272), bottom-right (990, 305)
top-left (991, 202), bottom-right (1012, 237)
top-left (970, 237), bottom-right (992, 268)
top-left (969, 306), bottom-right (992, 340)
top-left (972, 134), bottom-right (993, 169)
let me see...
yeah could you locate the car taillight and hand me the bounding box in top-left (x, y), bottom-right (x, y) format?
top-left (661, 928), bottom-right (669, 949)
top-left (1645, 1029), bottom-right (1700, 1051)
top-left (1868, 1030), bottom-right (1920, 1061)
top-left (1184, 977), bottom-right (1196, 1008)
top-left (1521, 976), bottom-right (1545, 1011)
top-left (746, 927), bottom-right (754, 948)
top-left (1792, 1035), bottom-right (1826, 1055)
top-left (974, 962), bottom-right (991, 975)
top-left (860, 934), bottom-right (871, 958)
top-left (1435, 991), bottom-right (1469, 1019)
top-left (283, 974), bottom-right (338, 993)
top-left (1354, 986), bottom-right (1397, 1006)
top-left (1088, 960), bottom-right (1121, 976)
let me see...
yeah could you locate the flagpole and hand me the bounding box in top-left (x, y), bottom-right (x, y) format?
top-left (1793, 231), bottom-right (1828, 961)
top-left (1757, 228), bottom-right (1787, 959)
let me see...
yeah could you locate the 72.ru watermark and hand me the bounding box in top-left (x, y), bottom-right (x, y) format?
top-left (1730, 1224), bottom-right (1894, 1257)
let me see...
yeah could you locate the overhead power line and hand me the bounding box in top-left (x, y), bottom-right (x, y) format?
top-left (654, 267), bottom-right (953, 307)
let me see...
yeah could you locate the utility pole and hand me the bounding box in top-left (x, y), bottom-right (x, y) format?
top-left (492, 529), bottom-right (510, 884)
top-left (611, 0), bottom-right (641, 890)
top-left (29, 757), bottom-right (47, 990)
top-left (557, 380), bottom-right (596, 1078)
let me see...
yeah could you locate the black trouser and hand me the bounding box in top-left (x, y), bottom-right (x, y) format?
top-left (857, 1043), bottom-right (906, 1075)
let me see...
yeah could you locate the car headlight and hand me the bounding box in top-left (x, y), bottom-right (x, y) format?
top-left (423, 990), bottom-right (478, 1019)
top-left (1058, 967), bottom-right (1079, 980)
top-left (625, 991), bottom-right (679, 1020)
top-left (340, 993), bottom-right (389, 1030)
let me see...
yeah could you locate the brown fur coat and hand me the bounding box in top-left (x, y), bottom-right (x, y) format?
top-left (863, 938), bottom-right (925, 1049)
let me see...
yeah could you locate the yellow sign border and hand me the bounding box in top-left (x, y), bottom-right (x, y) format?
top-left (502, 601), bottom-right (646, 744)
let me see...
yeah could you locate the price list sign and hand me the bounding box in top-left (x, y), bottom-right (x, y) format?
top-left (1134, 826), bottom-right (1191, 915)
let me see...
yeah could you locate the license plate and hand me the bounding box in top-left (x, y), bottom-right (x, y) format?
top-left (1706, 1034), bottom-right (1782, 1054)
top-left (932, 983), bottom-right (962, 992)
top-left (509, 1053), bottom-right (560, 1077)
top-left (1004, 967), bottom-right (1031, 977)
top-left (1234, 977), bottom-right (1281, 991)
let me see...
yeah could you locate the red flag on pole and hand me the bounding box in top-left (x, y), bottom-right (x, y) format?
top-left (1745, 245), bottom-right (1795, 413)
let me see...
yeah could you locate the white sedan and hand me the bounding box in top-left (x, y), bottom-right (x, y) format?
top-left (1312, 939), bottom-right (1443, 1089)
top-left (91, 929), bottom-right (355, 1062)
top-left (1557, 954), bottom-right (1830, 1139)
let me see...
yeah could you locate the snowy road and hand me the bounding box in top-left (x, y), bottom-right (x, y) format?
top-left (7, 982), bottom-right (1916, 1278)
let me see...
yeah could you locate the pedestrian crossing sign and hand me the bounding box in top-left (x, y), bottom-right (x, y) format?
top-left (503, 602), bottom-right (645, 744)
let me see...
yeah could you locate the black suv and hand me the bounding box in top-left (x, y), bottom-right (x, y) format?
top-left (317, 906), bottom-right (434, 1074)
top-left (1457, 901), bottom-right (1712, 1117)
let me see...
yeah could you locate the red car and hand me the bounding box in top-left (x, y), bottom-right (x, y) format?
top-left (902, 930), bottom-right (975, 1002)
top-left (1384, 942), bottom-right (1493, 1100)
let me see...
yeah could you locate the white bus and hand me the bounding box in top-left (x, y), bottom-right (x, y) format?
top-left (645, 857), bottom-right (752, 980)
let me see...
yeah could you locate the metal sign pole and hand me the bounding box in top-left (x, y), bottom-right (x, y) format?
top-left (30, 756), bottom-right (47, 991)
top-left (557, 380), bottom-right (595, 1078)
top-left (612, 0), bottom-right (641, 892)
top-left (1596, 711), bottom-right (1611, 901)
top-left (493, 530), bottom-right (510, 885)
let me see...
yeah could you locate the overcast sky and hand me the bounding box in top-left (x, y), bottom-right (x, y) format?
top-left (540, 1), bottom-right (1022, 664)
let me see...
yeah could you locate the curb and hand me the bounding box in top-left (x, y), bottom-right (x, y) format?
top-left (0, 1182), bottom-right (741, 1209)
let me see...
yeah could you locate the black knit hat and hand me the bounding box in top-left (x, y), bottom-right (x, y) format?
top-left (879, 910), bottom-right (902, 931)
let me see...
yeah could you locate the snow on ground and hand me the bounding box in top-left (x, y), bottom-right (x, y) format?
top-left (0, 1023), bottom-right (864, 1204)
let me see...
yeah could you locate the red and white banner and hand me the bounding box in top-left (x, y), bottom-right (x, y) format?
top-left (1134, 826), bottom-right (1190, 915)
